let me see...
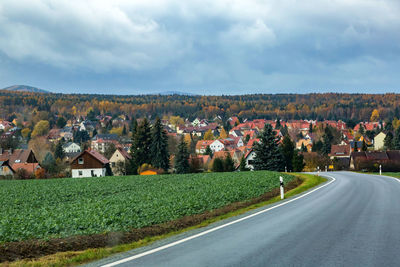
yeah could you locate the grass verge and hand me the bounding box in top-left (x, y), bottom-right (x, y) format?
top-left (3, 173), bottom-right (326, 267)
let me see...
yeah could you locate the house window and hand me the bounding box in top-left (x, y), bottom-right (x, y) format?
top-left (78, 158), bottom-right (84, 164)
top-left (112, 162), bottom-right (116, 167)
top-left (78, 171), bottom-right (83, 176)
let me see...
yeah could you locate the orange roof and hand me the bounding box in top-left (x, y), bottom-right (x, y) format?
top-left (195, 140), bottom-right (214, 150)
top-left (12, 163), bottom-right (41, 174)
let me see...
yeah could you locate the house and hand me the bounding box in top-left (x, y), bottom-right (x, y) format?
top-left (60, 127), bottom-right (74, 141)
top-left (0, 148), bottom-right (39, 172)
top-left (329, 144), bottom-right (351, 159)
top-left (210, 140), bottom-right (225, 152)
top-left (0, 160), bottom-right (14, 176)
top-left (195, 140), bottom-right (214, 154)
top-left (243, 149), bottom-right (257, 170)
top-left (47, 129), bottom-right (62, 143)
top-left (0, 121), bottom-right (12, 130)
top-left (63, 142), bottom-right (82, 153)
top-left (374, 132), bottom-right (386, 151)
top-left (91, 134), bottom-right (119, 153)
top-left (230, 130), bottom-right (243, 138)
top-left (228, 116), bottom-right (239, 126)
top-left (109, 147), bottom-right (132, 176)
top-left (70, 150), bottom-right (110, 178)
top-left (296, 139), bottom-right (313, 152)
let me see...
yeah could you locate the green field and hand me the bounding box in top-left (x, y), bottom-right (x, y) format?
top-left (0, 171), bottom-right (293, 243)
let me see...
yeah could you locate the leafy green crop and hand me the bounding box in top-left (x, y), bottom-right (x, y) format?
top-left (0, 171), bottom-right (293, 242)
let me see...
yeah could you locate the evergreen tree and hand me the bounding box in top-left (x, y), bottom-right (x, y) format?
top-left (292, 150), bottom-right (305, 172)
top-left (212, 157), bottom-right (224, 172)
top-left (384, 131), bottom-right (394, 150)
top-left (239, 156), bottom-right (249, 171)
top-left (122, 125), bottom-right (127, 136)
top-left (130, 118), bottom-right (151, 174)
top-left (150, 118), bottom-right (170, 171)
top-left (353, 141), bottom-right (358, 152)
top-left (175, 137), bottom-right (190, 174)
top-left (281, 135), bottom-right (294, 171)
top-left (224, 153), bottom-right (235, 172)
top-left (42, 152), bottom-right (56, 174)
top-left (312, 140), bottom-right (323, 153)
top-left (321, 127), bottom-right (333, 155)
top-left (56, 117), bottom-right (67, 128)
top-left (394, 127), bottom-right (400, 150)
top-left (275, 119), bottom-right (281, 129)
top-left (252, 124), bottom-right (285, 171)
top-left (204, 145), bottom-right (213, 157)
top-left (361, 140), bottom-right (368, 151)
top-left (301, 142), bottom-right (308, 152)
top-left (54, 141), bottom-right (65, 160)
top-left (130, 118), bottom-right (138, 136)
top-left (309, 122), bottom-right (313, 133)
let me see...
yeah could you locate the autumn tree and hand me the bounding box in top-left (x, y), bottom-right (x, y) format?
top-left (203, 129), bottom-right (214, 140)
top-left (31, 120), bottom-right (50, 138)
top-left (219, 128), bottom-right (228, 139)
top-left (370, 109), bottom-right (380, 122)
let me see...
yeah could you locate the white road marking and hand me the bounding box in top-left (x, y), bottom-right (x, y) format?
top-left (102, 174), bottom-right (336, 267)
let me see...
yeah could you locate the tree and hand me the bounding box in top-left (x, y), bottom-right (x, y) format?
top-left (31, 120), bottom-right (50, 138)
top-left (42, 152), bottom-right (56, 174)
top-left (150, 118), bottom-right (170, 171)
top-left (292, 150), bottom-right (305, 172)
top-left (309, 122), bottom-right (313, 133)
top-left (122, 125), bottom-right (127, 136)
top-left (301, 143), bottom-right (308, 152)
top-left (203, 129), bottom-right (214, 140)
top-left (281, 135), bottom-right (294, 171)
top-left (370, 109), bottom-right (380, 122)
top-left (212, 157), bottom-right (224, 172)
top-left (54, 141), bottom-right (65, 160)
top-left (204, 145), bottom-right (213, 157)
top-left (224, 153), bottom-right (235, 172)
top-left (175, 137), bottom-right (190, 174)
top-left (312, 140), bottom-right (323, 153)
top-left (384, 132), bottom-right (394, 150)
top-left (56, 117), bottom-right (67, 128)
top-left (252, 124), bottom-right (285, 171)
top-left (394, 128), bottom-right (400, 150)
top-left (361, 140), bottom-right (368, 151)
top-left (321, 127), bottom-right (334, 155)
top-left (130, 118), bottom-right (152, 174)
top-left (353, 140), bottom-right (358, 152)
top-left (219, 128), bottom-right (228, 139)
top-left (275, 119), bottom-right (281, 129)
top-left (103, 143), bottom-right (116, 159)
top-left (239, 156), bottom-right (249, 171)
top-left (21, 128), bottom-right (31, 139)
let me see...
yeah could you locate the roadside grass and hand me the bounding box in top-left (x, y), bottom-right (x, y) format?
top-left (3, 173), bottom-right (326, 267)
top-left (372, 172), bottom-right (400, 179)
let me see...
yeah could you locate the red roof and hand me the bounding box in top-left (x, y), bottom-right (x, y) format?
top-left (72, 150), bottom-right (110, 165)
top-left (12, 163), bottom-right (41, 174)
top-left (329, 145), bottom-right (351, 157)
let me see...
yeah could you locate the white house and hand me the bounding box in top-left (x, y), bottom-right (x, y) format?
top-left (244, 150), bottom-right (257, 170)
top-left (70, 150), bottom-right (110, 178)
top-left (210, 140), bottom-right (225, 152)
top-left (62, 142), bottom-right (81, 153)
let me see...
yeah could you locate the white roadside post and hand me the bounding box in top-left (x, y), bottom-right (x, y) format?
top-left (380, 164), bottom-right (382, 176)
top-left (280, 176), bottom-right (284, 200)
top-left (285, 166), bottom-right (287, 173)
top-left (325, 166), bottom-right (328, 172)
top-left (317, 166), bottom-right (320, 176)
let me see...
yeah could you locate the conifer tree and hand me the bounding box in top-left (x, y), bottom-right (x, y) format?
top-left (301, 142), bottom-right (308, 152)
top-left (224, 152), bottom-right (235, 172)
top-left (292, 150), bottom-right (305, 172)
top-left (361, 140), bottom-right (368, 151)
top-left (204, 145), bottom-right (213, 157)
top-left (394, 127), bottom-right (400, 150)
top-left (130, 118), bottom-right (151, 174)
top-left (384, 131), bottom-right (394, 150)
top-left (212, 157), bottom-right (224, 172)
top-left (54, 141), bottom-right (65, 160)
top-left (150, 118), bottom-right (170, 171)
top-left (175, 137), bottom-right (190, 174)
top-left (239, 156), bottom-right (249, 171)
top-left (281, 135), bottom-right (294, 171)
top-left (252, 124), bottom-right (285, 171)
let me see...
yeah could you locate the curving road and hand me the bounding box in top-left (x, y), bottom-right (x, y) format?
top-left (92, 172), bottom-right (400, 267)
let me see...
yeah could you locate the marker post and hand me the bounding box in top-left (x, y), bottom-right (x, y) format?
top-left (280, 176), bottom-right (284, 200)
top-left (380, 165), bottom-right (382, 176)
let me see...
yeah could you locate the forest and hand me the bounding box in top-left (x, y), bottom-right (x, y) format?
top-left (1, 91), bottom-right (400, 123)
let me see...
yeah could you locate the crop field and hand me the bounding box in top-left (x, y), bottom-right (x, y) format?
top-left (0, 171), bottom-right (294, 243)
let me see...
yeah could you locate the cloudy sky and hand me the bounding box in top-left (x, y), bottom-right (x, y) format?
top-left (0, 0), bottom-right (399, 95)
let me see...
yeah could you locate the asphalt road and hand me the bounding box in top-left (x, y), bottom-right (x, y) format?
top-left (93, 172), bottom-right (400, 267)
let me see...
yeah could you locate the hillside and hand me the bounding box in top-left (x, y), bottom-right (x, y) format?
top-left (2, 85), bottom-right (49, 93)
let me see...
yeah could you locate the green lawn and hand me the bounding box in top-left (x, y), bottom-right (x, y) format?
top-left (378, 172), bottom-right (400, 179)
top-left (0, 171), bottom-right (294, 243)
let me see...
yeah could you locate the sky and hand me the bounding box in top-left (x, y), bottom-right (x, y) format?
top-left (0, 0), bottom-right (399, 95)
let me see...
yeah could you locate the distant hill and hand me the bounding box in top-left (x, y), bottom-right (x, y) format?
top-left (157, 90), bottom-right (196, 96)
top-left (2, 85), bottom-right (49, 93)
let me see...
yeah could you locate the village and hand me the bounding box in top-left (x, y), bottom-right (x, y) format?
top-left (1, 114), bottom-right (400, 179)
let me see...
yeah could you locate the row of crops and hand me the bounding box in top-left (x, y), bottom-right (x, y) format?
top-left (0, 171), bottom-right (294, 242)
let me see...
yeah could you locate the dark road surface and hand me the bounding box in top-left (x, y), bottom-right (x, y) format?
top-left (91, 172), bottom-right (400, 267)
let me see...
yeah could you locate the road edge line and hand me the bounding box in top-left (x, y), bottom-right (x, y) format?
top-left (102, 174), bottom-right (336, 267)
